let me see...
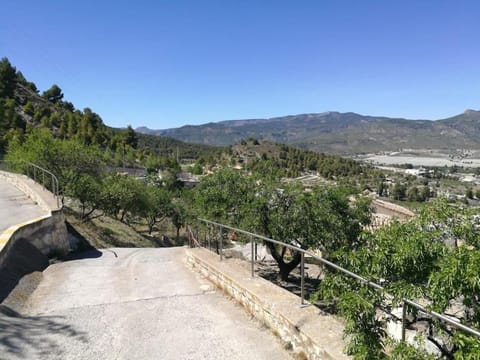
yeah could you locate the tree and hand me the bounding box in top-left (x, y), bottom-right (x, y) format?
top-left (137, 185), bottom-right (171, 234)
top-left (391, 182), bottom-right (406, 201)
top-left (194, 169), bottom-right (371, 281)
top-left (6, 128), bottom-right (104, 190)
top-left (189, 163), bottom-right (203, 175)
top-left (193, 168), bottom-right (255, 226)
top-left (0, 98), bottom-right (24, 152)
top-left (170, 201), bottom-right (188, 241)
top-left (250, 184), bottom-right (371, 281)
top-left (377, 181), bottom-right (386, 197)
top-left (0, 57), bottom-right (17, 98)
top-left (314, 199), bottom-right (480, 358)
top-left (42, 84), bottom-right (64, 103)
top-left (420, 185), bottom-right (430, 202)
top-left (65, 174), bottom-right (103, 220)
top-left (100, 174), bottom-right (142, 222)
top-left (407, 186), bottom-right (419, 202)
top-left (23, 101), bottom-right (34, 116)
top-left (124, 125), bottom-right (138, 149)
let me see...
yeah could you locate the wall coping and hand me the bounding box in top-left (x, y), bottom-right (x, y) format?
top-left (186, 247), bottom-right (350, 359)
top-left (0, 170), bottom-right (60, 253)
top-left (0, 215), bottom-right (51, 253)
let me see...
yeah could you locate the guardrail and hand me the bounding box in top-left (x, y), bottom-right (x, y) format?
top-left (189, 217), bottom-right (480, 345)
top-left (0, 160), bottom-right (61, 208)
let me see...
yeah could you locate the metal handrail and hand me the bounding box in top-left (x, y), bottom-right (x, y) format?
top-left (192, 217), bottom-right (480, 342)
top-left (0, 160), bottom-right (61, 208)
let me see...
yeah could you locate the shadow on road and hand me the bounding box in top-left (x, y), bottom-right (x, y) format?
top-left (0, 305), bottom-right (87, 358)
top-left (64, 248), bottom-right (103, 261)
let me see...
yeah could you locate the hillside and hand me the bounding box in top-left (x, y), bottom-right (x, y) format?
top-left (137, 110), bottom-right (480, 154)
top-left (0, 57), bottom-right (222, 160)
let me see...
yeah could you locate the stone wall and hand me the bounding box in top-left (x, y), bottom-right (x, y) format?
top-left (186, 248), bottom-right (350, 360)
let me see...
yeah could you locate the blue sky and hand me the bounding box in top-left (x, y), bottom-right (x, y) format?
top-left (2, 1), bottom-right (480, 129)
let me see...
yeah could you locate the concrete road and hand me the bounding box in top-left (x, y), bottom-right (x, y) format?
top-left (0, 248), bottom-right (291, 360)
top-left (0, 180), bottom-right (47, 233)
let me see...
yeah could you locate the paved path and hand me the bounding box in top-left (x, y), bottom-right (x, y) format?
top-left (0, 248), bottom-right (291, 360)
top-left (0, 180), bottom-right (47, 233)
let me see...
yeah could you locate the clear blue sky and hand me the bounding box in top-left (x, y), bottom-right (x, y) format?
top-left (2, 1), bottom-right (479, 129)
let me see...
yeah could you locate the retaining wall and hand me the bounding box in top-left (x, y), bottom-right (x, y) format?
top-left (0, 170), bottom-right (56, 212)
top-left (0, 211), bottom-right (69, 266)
top-left (0, 171), bottom-right (69, 301)
top-left (372, 199), bottom-right (415, 221)
top-left (186, 248), bottom-right (350, 360)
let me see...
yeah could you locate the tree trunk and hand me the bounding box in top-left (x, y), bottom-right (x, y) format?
top-left (148, 217), bottom-right (155, 235)
top-left (82, 207), bottom-right (96, 221)
top-left (265, 242), bottom-right (302, 281)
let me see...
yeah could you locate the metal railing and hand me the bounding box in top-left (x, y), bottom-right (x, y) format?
top-left (0, 160), bottom-right (61, 208)
top-left (189, 217), bottom-right (480, 344)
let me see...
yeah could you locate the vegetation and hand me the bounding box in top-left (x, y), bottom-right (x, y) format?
top-left (248, 183), bottom-right (371, 281)
top-left (0, 57), bottom-right (222, 163)
top-left (191, 166), bottom-right (480, 358)
top-left (191, 166), bottom-right (372, 281)
top-left (313, 200), bottom-right (480, 359)
top-left (3, 57), bottom-right (480, 358)
top-left (234, 139), bottom-right (367, 179)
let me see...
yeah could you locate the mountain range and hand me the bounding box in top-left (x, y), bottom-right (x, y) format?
top-left (136, 110), bottom-right (480, 154)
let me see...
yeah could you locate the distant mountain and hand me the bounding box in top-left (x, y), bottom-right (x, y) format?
top-left (136, 110), bottom-right (480, 154)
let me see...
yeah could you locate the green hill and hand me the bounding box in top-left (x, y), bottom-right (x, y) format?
top-left (0, 57), bottom-right (222, 160)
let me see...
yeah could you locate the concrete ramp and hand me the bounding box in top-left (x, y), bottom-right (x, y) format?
top-left (0, 180), bottom-right (47, 233)
top-left (0, 248), bottom-right (290, 360)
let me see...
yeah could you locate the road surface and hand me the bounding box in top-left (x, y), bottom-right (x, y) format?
top-left (0, 247), bottom-right (291, 360)
top-left (0, 180), bottom-right (47, 233)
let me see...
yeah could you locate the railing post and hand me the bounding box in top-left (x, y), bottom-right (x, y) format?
top-left (189, 227), bottom-right (192, 248)
top-left (208, 226), bottom-right (211, 250)
top-left (219, 226), bottom-right (223, 261)
top-left (250, 235), bottom-right (254, 278)
top-left (300, 252), bottom-right (305, 305)
top-left (255, 243), bottom-right (258, 261)
top-left (401, 300), bottom-right (407, 342)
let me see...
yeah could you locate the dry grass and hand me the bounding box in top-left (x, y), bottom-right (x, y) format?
top-left (64, 207), bottom-right (186, 249)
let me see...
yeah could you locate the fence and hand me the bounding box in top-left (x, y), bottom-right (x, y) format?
top-left (189, 217), bottom-right (480, 345)
top-left (0, 160), bottom-right (60, 208)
